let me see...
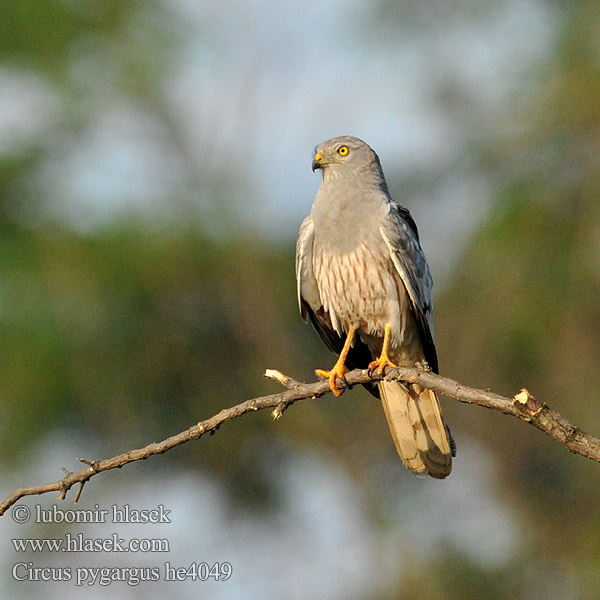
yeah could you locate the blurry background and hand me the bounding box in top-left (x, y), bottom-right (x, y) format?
top-left (1, 0), bottom-right (600, 598)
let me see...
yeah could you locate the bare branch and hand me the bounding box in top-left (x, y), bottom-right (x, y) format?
top-left (1, 366), bottom-right (599, 516)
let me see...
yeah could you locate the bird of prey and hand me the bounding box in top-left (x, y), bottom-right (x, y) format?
top-left (296, 136), bottom-right (455, 478)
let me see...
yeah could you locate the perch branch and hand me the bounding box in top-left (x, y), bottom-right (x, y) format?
top-left (1, 366), bottom-right (599, 516)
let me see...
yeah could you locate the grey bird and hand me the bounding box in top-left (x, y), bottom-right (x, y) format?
top-left (296, 135), bottom-right (455, 478)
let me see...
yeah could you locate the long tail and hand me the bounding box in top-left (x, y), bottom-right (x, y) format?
top-left (378, 381), bottom-right (454, 479)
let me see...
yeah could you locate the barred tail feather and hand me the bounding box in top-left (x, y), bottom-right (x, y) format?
top-left (378, 381), bottom-right (453, 479)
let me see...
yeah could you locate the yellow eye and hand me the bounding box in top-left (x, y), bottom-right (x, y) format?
top-left (337, 145), bottom-right (349, 156)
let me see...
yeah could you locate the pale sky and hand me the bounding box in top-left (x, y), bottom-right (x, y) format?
top-left (1, 0), bottom-right (557, 280)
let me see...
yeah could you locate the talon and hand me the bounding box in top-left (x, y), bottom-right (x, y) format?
top-left (316, 365), bottom-right (347, 396)
top-left (368, 356), bottom-right (396, 375)
top-left (369, 324), bottom-right (397, 374)
top-left (314, 328), bottom-right (356, 397)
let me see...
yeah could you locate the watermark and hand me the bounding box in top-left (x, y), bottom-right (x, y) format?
top-left (8, 502), bottom-right (233, 586)
top-left (11, 562), bottom-right (232, 586)
top-left (12, 532), bottom-right (170, 553)
top-left (11, 503), bottom-right (171, 524)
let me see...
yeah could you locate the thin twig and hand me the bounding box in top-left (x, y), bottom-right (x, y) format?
top-left (1, 366), bottom-right (598, 516)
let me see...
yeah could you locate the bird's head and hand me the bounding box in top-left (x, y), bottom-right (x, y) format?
top-left (311, 136), bottom-right (384, 184)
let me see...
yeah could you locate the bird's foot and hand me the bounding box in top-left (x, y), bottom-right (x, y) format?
top-left (368, 353), bottom-right (397, 375)
top-left (315, 362), bottom-right (348, 396)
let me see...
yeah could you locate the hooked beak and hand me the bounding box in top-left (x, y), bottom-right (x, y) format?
top-left (311, 150), bottom-right (323, 172)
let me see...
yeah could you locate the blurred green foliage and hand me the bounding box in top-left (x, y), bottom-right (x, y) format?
top-left (431, 3), bottom-right (600, 596)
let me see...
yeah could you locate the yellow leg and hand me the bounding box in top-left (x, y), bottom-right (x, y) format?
top-left (368, 324), bottom-right (397, 374)
top-left (316, 328), bottom-right (356, 396)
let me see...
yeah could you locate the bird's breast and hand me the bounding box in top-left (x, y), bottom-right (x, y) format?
top-left (313, 238), bottom-right (403, 338)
